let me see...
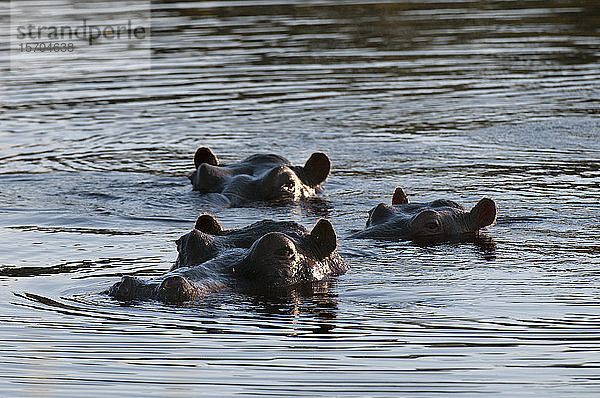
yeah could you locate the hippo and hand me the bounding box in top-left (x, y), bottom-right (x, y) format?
top-left (189, 147), bottom-right (331, 206)
top-left (107, 215), bottom-right (347, 302)
top-left (351, 187), bottom-right (497, 242)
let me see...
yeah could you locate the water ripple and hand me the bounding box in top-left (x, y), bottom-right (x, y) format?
top-left (1, 0), bottom-right (600, 396)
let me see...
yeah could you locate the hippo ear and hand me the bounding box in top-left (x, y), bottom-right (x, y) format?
top-left (194, 214), bottom-right (223, 235)
top-left (368, 203), bottom-right (394, 227)
top-left (194, 147), bottom-right (219, 168)
top-left (303, 152), bottom-right (331, 187)
top-left (469, 198), bottom-right (497, 229)
top-left (392, 186), bottom-right (409, 205)
top-left (309, 219), bottom-right (337, 259)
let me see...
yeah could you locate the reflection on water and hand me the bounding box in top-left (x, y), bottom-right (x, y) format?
top-left (1, 0), bottom-right (600, 396)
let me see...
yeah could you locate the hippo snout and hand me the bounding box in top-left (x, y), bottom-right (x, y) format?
top-left (108, 276), bottom-right (145, 301)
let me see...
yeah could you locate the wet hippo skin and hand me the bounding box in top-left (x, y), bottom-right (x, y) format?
top-left (189, 147), bottom-right (331, 206)
top-left (351, 187), bottom-right (497, 242)
top-left (107, 215), bottom-right (347, 302)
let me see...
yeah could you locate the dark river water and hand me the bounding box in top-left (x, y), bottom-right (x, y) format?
top-left (1, 0), bottom-right (599, 396)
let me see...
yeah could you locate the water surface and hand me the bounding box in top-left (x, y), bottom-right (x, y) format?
top-left (1, 0), bottom-right (599, 396)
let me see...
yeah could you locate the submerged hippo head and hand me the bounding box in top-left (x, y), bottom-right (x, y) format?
top-left (354, 187), bottom-right (497, 241)
top-left (232, 219), bottom-right (342, 288)
top-left (106, 215), bottom-right (346, 303)
top-left (189, 147), bottom-right (331, 205)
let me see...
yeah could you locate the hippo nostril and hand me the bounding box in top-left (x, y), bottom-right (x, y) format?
top-left (121, 276), bottom-right (135, 290)
top-left (109, 281), bottom-right (122, 296)
top-left (276, 266), bottom-right (293, 279)
top-left (158, 276), bottom-right (194, 303)
top-left (111, 276), bottom-right (140, 299)
top-left (161, 276), bottom-right (185, 290)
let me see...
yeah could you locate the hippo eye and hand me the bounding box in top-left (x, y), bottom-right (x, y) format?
top-left (425, 221), bottom-right (439, 230)
top-left (275, 247), bottom-right (294, 257)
